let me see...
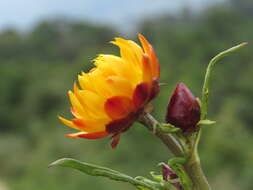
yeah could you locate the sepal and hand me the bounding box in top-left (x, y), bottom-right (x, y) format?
top-left (160, 123), bottom-right (181, 133)
top-left (197, 119), bottom-right (216, 126)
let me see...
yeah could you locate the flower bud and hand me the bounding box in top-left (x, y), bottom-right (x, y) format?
top-left (161, 163), bottom-right (183, 190)
top-left (165, 82), bottom-right (200, 132)
top-left (161, 163), bottom-right (178, 180)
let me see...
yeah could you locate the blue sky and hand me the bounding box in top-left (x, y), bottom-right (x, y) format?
top-left (0, 0), bottom-right (222, 31)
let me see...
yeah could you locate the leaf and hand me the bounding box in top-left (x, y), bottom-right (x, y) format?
top-left (168, 157), bottom-right (193, 190)
top-left (150, 171), bottom-right (163, 182)
top-left (160, 123), bottom-right (181, 133)
top-left (49, 158), bottom-right (159, 190)
top-left (201, 42), bottom-right (247, 120)
top-left (197, 120), bottom-right (216, 126)
top-left (137, 186), bottom-right (151, 190)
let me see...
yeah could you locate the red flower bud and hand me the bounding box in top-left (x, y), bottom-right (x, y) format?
top-left (161, 163), bottom-right (183, 190)
top-left (165, 82), bottom-right (200, 132)
top-left (161, 163), bottom-right (178, 180)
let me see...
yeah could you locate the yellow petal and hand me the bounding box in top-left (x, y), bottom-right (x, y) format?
top-left (68, 90), bottom-right (86, 116)
top-left (94, 54), bottom-right (142, 86)
top-left (72, 118), bottom-right (107, 133)
top-left (111, 38), bottom-right (143, 68)
top-left (58, 116), bottom-right (79, 130)
top-left (78, 73), bottom-right (93, 91)
top-left (105, 76), bottom-right (133, 97)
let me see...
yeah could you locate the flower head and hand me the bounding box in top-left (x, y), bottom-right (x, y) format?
top-left (165, 82), bottom-right (200, 132)
top-left (59, 34), bottom-right (160, 148)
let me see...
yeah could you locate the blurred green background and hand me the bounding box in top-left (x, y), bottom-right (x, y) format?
top-left (0, 0), bottom-right (253, 189)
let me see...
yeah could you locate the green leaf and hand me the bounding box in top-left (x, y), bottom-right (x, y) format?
top-left (197, 120), bottom-right (216, 126)
top-left (160, 123), bottom-right (181, 133)
top-left (135, 176), bottom-right (161, 188)
top-left (168, 157), bottom-right (192, 190)
top-left (150, 171), bottom-right (163, 182)
top-left (201, 42), bottom-right (247, 120)
top-left (137, 186), bottom-right (152, 190)
top-left (49, 158), bottom-right (159, 190)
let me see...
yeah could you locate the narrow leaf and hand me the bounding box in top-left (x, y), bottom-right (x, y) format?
top-left (201, 42), bottom-right (247, 120)
top-left (197, 120), bottom-right (216, 126)
top-left (49, 158), bottom-right (159, 190)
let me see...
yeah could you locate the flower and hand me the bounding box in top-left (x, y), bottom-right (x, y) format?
top-left (59, 34), bottom-right (160, 148)
top-left (165, 82), bottom-right (200, 132)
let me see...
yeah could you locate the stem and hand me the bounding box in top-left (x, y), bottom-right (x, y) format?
top-left (184, 148), bottom-right (210, 190)
top-left (201, 42), bottom-right (248, 119)
top-left (185, 42), bottom-right (247, 190)
top-left (139, 113), bottom-right (184, 157)
top-left (183, 130), bottom-right (211, 190)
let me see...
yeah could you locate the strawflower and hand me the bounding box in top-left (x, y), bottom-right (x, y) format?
top-left (59, 34), bottom-right (160, 148)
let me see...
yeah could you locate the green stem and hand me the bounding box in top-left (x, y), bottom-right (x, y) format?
top-left (139, 113), bottom-right (184, 157)
top-left (185, 42), bottom-right (247, 190)
top-left (184, 130), bottom-right (211, 190)
top-left (184, 147), bottom-right (210, 190)
top-left (201, 42), bottom-right (248, 120)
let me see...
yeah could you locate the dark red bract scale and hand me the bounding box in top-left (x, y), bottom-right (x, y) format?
top-left (133, 82), bottom-right (150, 109)
top-left (111, 134), bottom-right (121, 149)
top-left (105, 112), bottom-right (139, 134)
top-left (106, 110), bottom-right (143, 148)
top-left (165, 82), bottom-right (200, 132)
top-left (149, 79), bottom-right (160, 100)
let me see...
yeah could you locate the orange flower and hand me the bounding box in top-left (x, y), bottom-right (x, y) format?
top-left (59, 34), bottom-right (160, 148)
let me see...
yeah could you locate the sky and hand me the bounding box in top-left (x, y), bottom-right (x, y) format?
top-left (0, 0), bottom-right (223, 31)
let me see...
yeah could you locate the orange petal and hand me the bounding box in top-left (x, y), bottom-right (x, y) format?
top-left (138, 34), bottom-right (160, 79)
top-left (142, 54), bottom-right (152, 83)
top-left (138, 34), bottom-right (150, 54)
top-left (133, 82), bottom-right (150, 109)
top-left (65, 131), bottom-right (109, 139)
top-left (104, 96), bottom-right (134, 120)
top-left (149, 45), bottom-right (160, 79)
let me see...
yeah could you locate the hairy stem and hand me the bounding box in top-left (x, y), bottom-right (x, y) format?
top-left (184, 154), bottom-right (210, 190)
top-left (139, 113), bottom-right (184, 157)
